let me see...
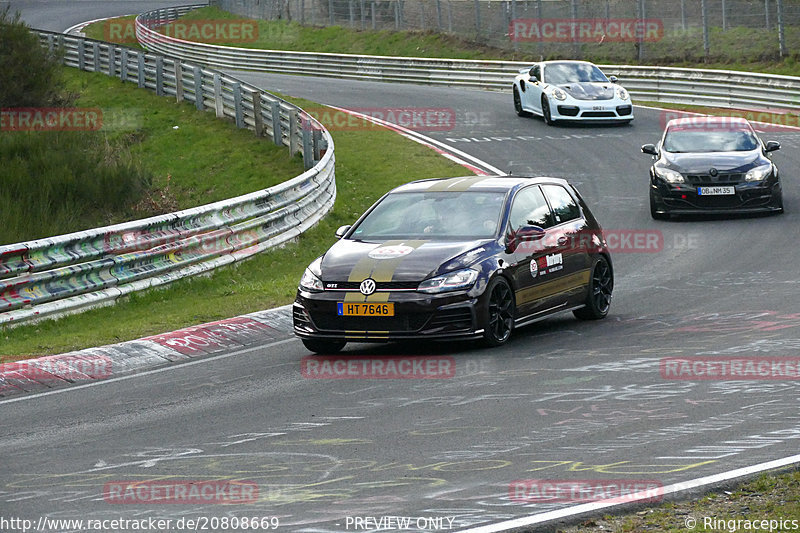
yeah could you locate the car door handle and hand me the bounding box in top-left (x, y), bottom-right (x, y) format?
top-left (557, 236), bottom-right (568, 246)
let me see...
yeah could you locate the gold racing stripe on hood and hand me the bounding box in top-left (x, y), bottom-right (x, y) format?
top-left (425, 176), bottom-right (488, 192)
top-left (344, 240), bottom-right (428, 303)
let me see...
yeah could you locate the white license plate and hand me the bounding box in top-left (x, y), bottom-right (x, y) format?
top-left (698, 186), bottom-right (735, 196)
top-left (592, 105), bottom-right (605, 111)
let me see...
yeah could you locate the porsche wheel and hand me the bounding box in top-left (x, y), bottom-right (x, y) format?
top-left (513, 87), bottom-right (530, 117)
top-left (482, 277), bottom-right (515, 347)
top-left (541, 96), bottom-right (555, 126)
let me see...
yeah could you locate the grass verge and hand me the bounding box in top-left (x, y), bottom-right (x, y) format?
top-left (557, 469), bottom-right (800, 532)
top-left (0, 66), bottom-right (304, 243)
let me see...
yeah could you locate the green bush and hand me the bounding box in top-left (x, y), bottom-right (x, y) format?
top-left (0, 7), bottom-right (67, 107)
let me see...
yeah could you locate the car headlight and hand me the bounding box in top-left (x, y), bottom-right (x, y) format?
top-left (299, 258), bottom-right (324, 292)
top-left (418, 268), bottom-right (478, 294)
top-left (551, 87), bottom-right (567, 101)
top-left (654, 165), bottom-right (684, 184)
top-left (745, 163), bottom-right (773, 182)
top-left (617, 87), bottom-right (630, 101)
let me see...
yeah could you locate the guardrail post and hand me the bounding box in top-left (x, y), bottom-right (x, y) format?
top-left (233, 83), bottom-right (244, 129)
top-left (329, 0), bottom-right (334, 24)
top-left (78, 41), bottom-right (85, 70)
top-left (213, 73), bottom-right (224, 118)
top-left (47, 34), bottom-right (54, 53)
top-left (155, 56), bottom-right (164, 96)
top-left (372, 2), bottom-right (376, 29)
top-left (360, 0), bottom-right (365, 29)
top-left (473, 0), bottom-right (480, 38)
top-left (107, 45), bottom-right (116, 76)
top-left (120, 49), bottom-right (128, 81)
top-left (193, 66), bottom-right (204, 110)
top-left (289, 111), bottom-right (299, 156)
top-left (394, 1), bottom-right (400, 30)
top-left (137, 54), bottom-right (146, 88)
top-left (252, 92), bottom-right (264, 137)
top-left (175, 62), bottom-right (184, 102)
top-left (271, 101), bottom-right (283, 145)
top-left (312, 129), bottom-right (322, 162)
top-left (349, 1), bottom-right (354, 27)
top-left (302, 126), bottom-right (314, 169)
top-left (92, 42), bottom-right (100, 71)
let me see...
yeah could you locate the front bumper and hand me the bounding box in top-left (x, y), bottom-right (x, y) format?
top-left (552, 101), bottom-right (633, 122)
top-left (651, 178), bottom-right (782, 214)
top-left (293, 289), bottom-right (486, 342)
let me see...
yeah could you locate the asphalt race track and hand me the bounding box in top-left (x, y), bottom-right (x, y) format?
top-left (3, 2), bottom-right (800, 531)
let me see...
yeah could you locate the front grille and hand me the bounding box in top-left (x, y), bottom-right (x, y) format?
top-left (324, 281), bottom-right (419, 291)
top-left (581, 111), bottom-right (616, 118)
top-left (557, 105), bottom-right (580, 117)
top-left (685, 173), bottom-right (743, 185)
top-left (311, 314), bottom-right (431, 332)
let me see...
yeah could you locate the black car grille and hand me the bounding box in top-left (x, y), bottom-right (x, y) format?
top-left (312, 314), bottom-right (431, 332)
top-left (581, 111), bottom-right (616, 118)
top-left (557, 105), bottom-right (580, 116)
top-left (427, 308), bottom-right (474, 331)
top-left (685, 173), bottom-right (743, 185)
top-left (616, 105), bottom-right (633, 116)
top-left (324, 281), bottom-right (419, 291)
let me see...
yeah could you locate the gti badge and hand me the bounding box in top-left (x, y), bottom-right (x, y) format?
top-left (359, 278), bottom-right (377, 295)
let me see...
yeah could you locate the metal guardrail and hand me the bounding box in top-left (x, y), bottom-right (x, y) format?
top-left (135, 5), bottom-right (800, 114)
top-left (0, 29), bottom-right (336, 327)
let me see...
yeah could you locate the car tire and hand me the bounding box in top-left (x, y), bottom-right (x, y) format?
top-left (513, 87), bottom-right (530, 117)
top-left (573, 256), bottom-right (613, 321)
top-left (650, 193), bottom-right (669, 220)
top-left (302, 338), bottom-right (346, 354)
top-left (541, 96), bottom-right (555, 126)
top-left (482, 276), bottom-right (515, 347)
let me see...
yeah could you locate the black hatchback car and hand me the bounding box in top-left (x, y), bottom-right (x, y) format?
top-left (642, 116), bottom-right (783, 219)
top-left (293, 175), bottom-right (613, 353)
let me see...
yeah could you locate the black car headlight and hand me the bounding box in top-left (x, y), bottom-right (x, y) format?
top-left (745, 163), bottom-right (773, 182)
top-left (418, 268), bottom-right (478, 294)
top-left (299, 258), bottom-right (324, 292)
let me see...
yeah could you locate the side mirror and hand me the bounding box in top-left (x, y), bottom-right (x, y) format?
top-left (765, 141), bottom-right (781, 152)
top-left (505, 225), bottom-right (545, 253)
top-left (334, 225), bottom-right (351, 238)
top-left (529, 68), bottom-right (540, 82)
top-left (641, 144), bottom-right (658, 156)
top-left (608, 75), bottom-right (619, 84)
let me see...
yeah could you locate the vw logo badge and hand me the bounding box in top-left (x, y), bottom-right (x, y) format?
top-left (709, 167), bottom-right (718, 177)
top-left (359, 278), bottom-right (377, 295)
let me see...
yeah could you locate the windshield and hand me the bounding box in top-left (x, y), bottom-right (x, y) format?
top-left (544, 63), bottom-right (608, 85)
top-left (350, 191), bottom-right (506, 240)
top-left (663, 128), bottom-right (760, 153)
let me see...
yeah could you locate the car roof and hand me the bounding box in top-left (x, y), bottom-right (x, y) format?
top-left (540, 60), bottom-right (596, 66)
top-left (391, 175), bottom-right (572, 194)
top-left (666, 116), bottom-right (753, 130)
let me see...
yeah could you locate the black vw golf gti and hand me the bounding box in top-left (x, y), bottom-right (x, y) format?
top-left (642, 116), bottom-right (783, 219)
top-left (293, 175), bottom-right (613, 353)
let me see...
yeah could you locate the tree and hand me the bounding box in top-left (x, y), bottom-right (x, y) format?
top-left (0, 7), bottom-right (66, 107)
